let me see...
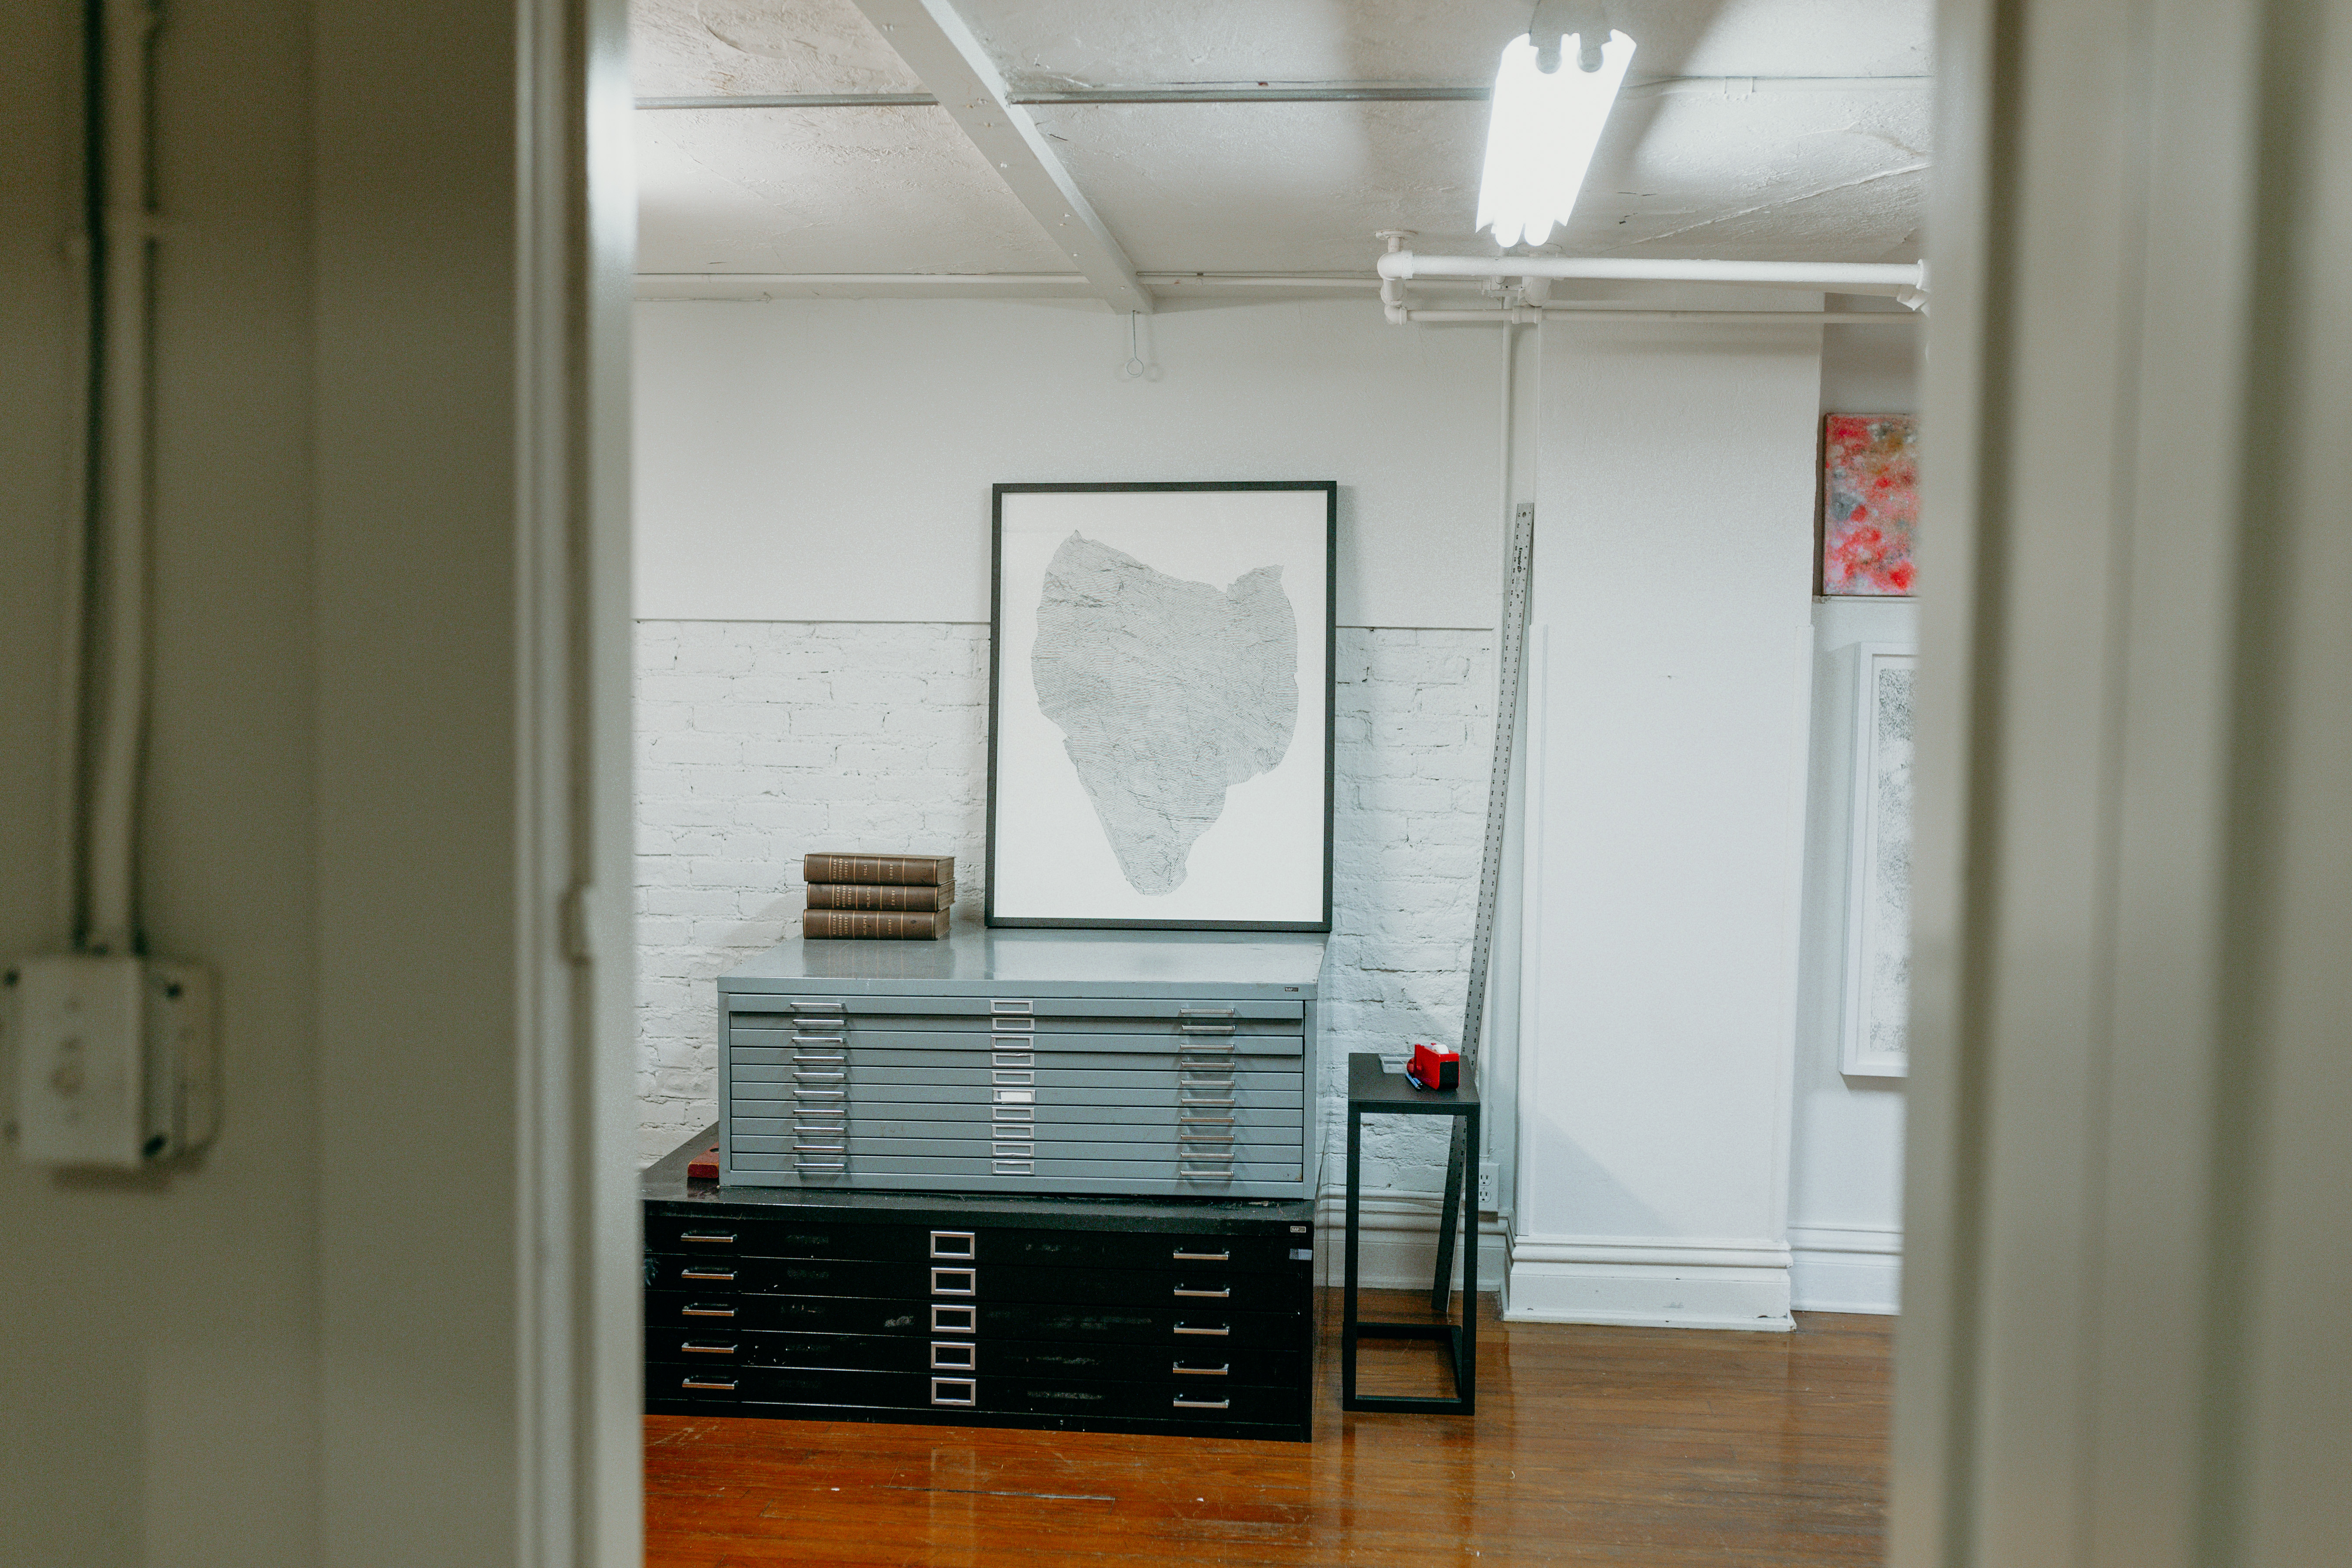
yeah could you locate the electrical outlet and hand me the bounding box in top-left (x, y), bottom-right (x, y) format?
top-left (1478, 1160), bottom-right (1500, 1211)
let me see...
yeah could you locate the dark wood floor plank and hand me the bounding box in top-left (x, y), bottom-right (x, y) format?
top-left (646, 1294), bottom-right (1891, 1565)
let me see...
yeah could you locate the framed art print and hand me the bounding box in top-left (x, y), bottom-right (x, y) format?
top-left (986, 482), bottom-right (1337, 930)
top-left (1821, 414), bottom-right (1919, 596)
top-left (1841, 644), bottom-right (1915, 1077)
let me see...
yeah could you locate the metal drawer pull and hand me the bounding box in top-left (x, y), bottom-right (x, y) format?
top-left (1179, 1168), bottom-right (1235, 1181)
top-left (794, 1069), bottom-right (847, 1082)
top-left (1179, 1095), bottom-right (1236, 1107)
top-left (931, 1268), bottom-right (977, 1296)
top-left (1172, 1249), bottom-right (1230, 1262)
top-left (680, 1378), bottom-right (737, 1392)
top-left (795, 1161), bottom-right (847, 1172)
top-left (679, 1231), bottom-right (737, 1245)
top-left (989, 999), bottom-right (1033, 1013)
top-left (931, 1305), bottom-right (976, 1334)
top-left (1178, 1023), bottom-right (1237, 1035)
top-left (930, 1341), bottom-right (977, 1371)
top-left (680, 1269), bottom-right (735, 1282)
top-left (1178, 1115), bottom-right (1234, 1127)
top-left (1173, 1285), bottom-right (1232, 1299)
top-left (990, 1013), bottom-right (1034, 1028)
top-left (1179, 1133), bottom-right (1236, 1144)
top-left (1173, 1323), bottom-right (1230, 1337)
top-left (1181, 1147), bottom-right (1236, 1160)
top-left (680, 1341), bottom-right (738, 1355)
top-left (793, 1088), bottom-right (846, 1099)
top-left (794, 1144), bottom-right (848, 1154)
top-left (1172, 1362), bottom-right (1229, 1376)
top-left (791, 1000), bottom-right (845, 1011)
top-left (680, 1305), bottom-right (737, 1318)
top-left (1172, 1397), bottom-right (1230, 1410)
top-left (930, 1230), bottom-right (977, 1260)
top-left (792, 1052), bottom-right (847, 1063)
top-left (991, 1069), bottom-right (1034, 1085)
top-left (992, 1161), bottom-right (1035, 1175)
top-left (991, 1104), bottom-right (1033, 1121)
top-left (790, 1031), bottom-right (845, 1041)
top-left (1177, 1006), bottom-right (1236, 1017)
top-left (930, 1378), bottom-right (978, 1407)
top-left (993, 1087), bottom-right (1034, 1104)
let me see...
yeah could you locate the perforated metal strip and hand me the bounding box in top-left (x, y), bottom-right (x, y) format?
top-left (1459, 502), bottom-right (1535, 1079)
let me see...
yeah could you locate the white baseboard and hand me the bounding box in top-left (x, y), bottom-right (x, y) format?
top-left (1312, 1190), bottom-right (1511, 1295)
top-left (1789, 1224), bottom-right (1903, 1314)
top-left (1505, 1234), bottom-right (1794, 1331)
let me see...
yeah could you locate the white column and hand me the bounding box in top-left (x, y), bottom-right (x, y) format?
top-left (1510, 307), bottom-right (1823, 1329)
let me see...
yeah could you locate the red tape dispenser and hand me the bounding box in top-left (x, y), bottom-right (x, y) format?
top-left (1406, 1043), bottom-right (1460, 1092)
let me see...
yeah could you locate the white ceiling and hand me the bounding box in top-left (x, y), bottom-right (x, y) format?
top-left (633, 0), bottom-right (1930, 287)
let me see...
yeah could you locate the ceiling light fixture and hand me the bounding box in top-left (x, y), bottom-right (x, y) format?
top-left (1476, 10), bottom-right (1636, 250)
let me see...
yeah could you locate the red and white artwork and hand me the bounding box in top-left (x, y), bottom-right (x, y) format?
top-left (1822, 414), bottom-right (1919, 596)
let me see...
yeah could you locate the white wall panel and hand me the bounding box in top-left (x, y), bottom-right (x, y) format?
top-left (634, 296), bottom-right (1506, 629)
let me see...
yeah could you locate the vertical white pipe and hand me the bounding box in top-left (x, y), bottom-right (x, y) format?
top-left (83, 0), bottom-right (159, 955)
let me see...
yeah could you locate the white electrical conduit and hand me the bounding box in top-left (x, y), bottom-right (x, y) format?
top-left (1377, 251), bottom-right (1929, 298)
top-left (83, 0), bottom-right (161, 957)
top-left (1403, 308), bottom-right (1923, 325)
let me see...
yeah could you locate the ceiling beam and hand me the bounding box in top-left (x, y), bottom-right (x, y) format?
top-left (846, 0), bottom-right (1153, 314)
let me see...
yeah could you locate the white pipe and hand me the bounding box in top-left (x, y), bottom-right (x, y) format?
top-left (84, 0), bottom-right (161, 956)
top-left (1379, 250), bottom-right (1928, 300)
top-left (1404, 308), bottom-right (1925, 325)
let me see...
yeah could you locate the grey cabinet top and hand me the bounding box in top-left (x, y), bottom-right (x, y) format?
top-left (720, 927), bottom-right (1328, 998)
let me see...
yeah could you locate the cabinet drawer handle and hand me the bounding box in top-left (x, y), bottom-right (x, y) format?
top-left (930, 1377), bottom-right (978, 1407)
top-left (931, 1268), bottom-right (977, 1297)
top-left (792, 1088), bottom-right (846, 1099)
top-left (680, 1341), bottom-right (738, 1355)
top-left (1172, 1249), bottom-right (1229, 1262)
top-left (930, 1230), bottom-right (977, 1260)
top-left (1172, 1362), bottom-right (1230, 1376)
top-left (679, 1231), bottom-right (737, 1246)
top-left (931, 1305), bottom-right (976, 1334)
top-left (680, 1305), bottom-right (736, 1318)
top-left (1173, 1285), bottom-right (1231, 1299)
top-left (1178, 1023), bottom-right (1237, 1035)
top-left (794, 1070), bottom-right (847, 1082)
top-left (1172, 1396), bottom-right (1230, 1410)
top-left (1177, 1007), bottom-right (1236, 1017)
top-left (679, 1269), bottom-right (734, 1282)
top-left (680, 1378), bottom-right (737, 1392)
top-left (792, 1053), bottom-right (847, 1064)
top-left (1173, 1323), bottom-right (1229, 1337)
top-left (1179, 1095), bottom-right (1236, 1107)
top-left (1179, 1133), bottom-right (1236, 1144)
top-left (930, 1341), bottom-right (977, 1371)
top-left (791, 1000), bottom-right (845, 1011)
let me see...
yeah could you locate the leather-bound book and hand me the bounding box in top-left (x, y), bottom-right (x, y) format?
top-left (805, 882), bottom-right (954, 912)
top-left (802, 852), bottom-right (955, 887)
top-left (802, 909), bottom-right (951, 941)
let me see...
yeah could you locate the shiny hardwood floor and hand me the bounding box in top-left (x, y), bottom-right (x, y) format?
top-left (644, 1292), bottom-right (1891, 1567)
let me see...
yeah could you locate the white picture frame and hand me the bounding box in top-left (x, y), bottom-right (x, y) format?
top-left (1841, 645), bottom-right (1915, 1077)
top-left (985, 482), bottom-right (1336, 930)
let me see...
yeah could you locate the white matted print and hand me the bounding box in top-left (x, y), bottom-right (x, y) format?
top-left (987, 483), bottom-right (1335, 930)
top-left (1842, 645), bottom-right (1915, 1077)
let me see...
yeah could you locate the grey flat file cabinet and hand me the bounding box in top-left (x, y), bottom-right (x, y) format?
top-left (717, 928), bottom-right (1328, 1199)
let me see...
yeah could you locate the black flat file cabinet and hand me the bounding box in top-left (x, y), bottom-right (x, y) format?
top-left (644, 1128), bottom-right (1318, 1442)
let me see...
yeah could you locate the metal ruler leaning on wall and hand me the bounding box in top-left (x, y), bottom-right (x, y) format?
top-left (1427, 500), bottom-right (1533, 1309)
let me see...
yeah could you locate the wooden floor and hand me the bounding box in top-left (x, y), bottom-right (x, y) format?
top-left (644, 1291), bottom-right (1891, 1567)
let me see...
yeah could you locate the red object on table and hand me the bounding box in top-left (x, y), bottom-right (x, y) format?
top-left (1407, 1044), bottom-right (1459, 1091)
top-left (687, 1144), bottom-right (720, 1180)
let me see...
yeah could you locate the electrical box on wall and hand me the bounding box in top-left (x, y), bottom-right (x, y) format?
top-left (3, 955), bottom-right (217, 1168)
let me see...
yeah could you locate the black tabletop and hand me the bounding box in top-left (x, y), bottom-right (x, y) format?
top-left (1347, 1051), bottom-right (1477, 1111)
top-left (640, 1124), bottom-right (1315, 1230)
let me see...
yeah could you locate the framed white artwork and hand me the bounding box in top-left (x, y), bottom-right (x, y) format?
top-left (1842, 644), bottom-right (1915, 1077)
top-left (986, 482), bottom-right (1336, 930)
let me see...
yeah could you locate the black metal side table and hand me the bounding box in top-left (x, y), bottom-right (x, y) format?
top-left (1341, 1051), bottom-right (1480, 1415)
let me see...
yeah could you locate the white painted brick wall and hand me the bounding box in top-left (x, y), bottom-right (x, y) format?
top-left (636, 620), bottom-right (1494, 1192)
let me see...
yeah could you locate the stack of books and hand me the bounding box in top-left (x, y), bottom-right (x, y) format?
top-left (801, 852), bottom-right (956, 940)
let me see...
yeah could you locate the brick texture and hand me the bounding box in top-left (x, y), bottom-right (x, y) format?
top-left (636, 620), bottom-right (1494, 1191)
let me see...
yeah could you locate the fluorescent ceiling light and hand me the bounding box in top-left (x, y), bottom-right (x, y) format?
top-left (1476, 28), bottom-right (1636, 249)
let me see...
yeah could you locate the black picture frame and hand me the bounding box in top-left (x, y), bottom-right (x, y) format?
top-left (985, 480), bottom-right (1338, 932)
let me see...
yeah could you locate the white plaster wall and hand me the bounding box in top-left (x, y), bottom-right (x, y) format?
top-left (1789, 597), bottom-right (1916, 1311)
top-left (1786, 318), bottom-right (1922, 1313)
top-left (1510, 309), bottom-right (1825, 1330)
top-left (633, 296), bottom-right (1507, 630)
top-left (636, 621), bottom-right (1492, 1197)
